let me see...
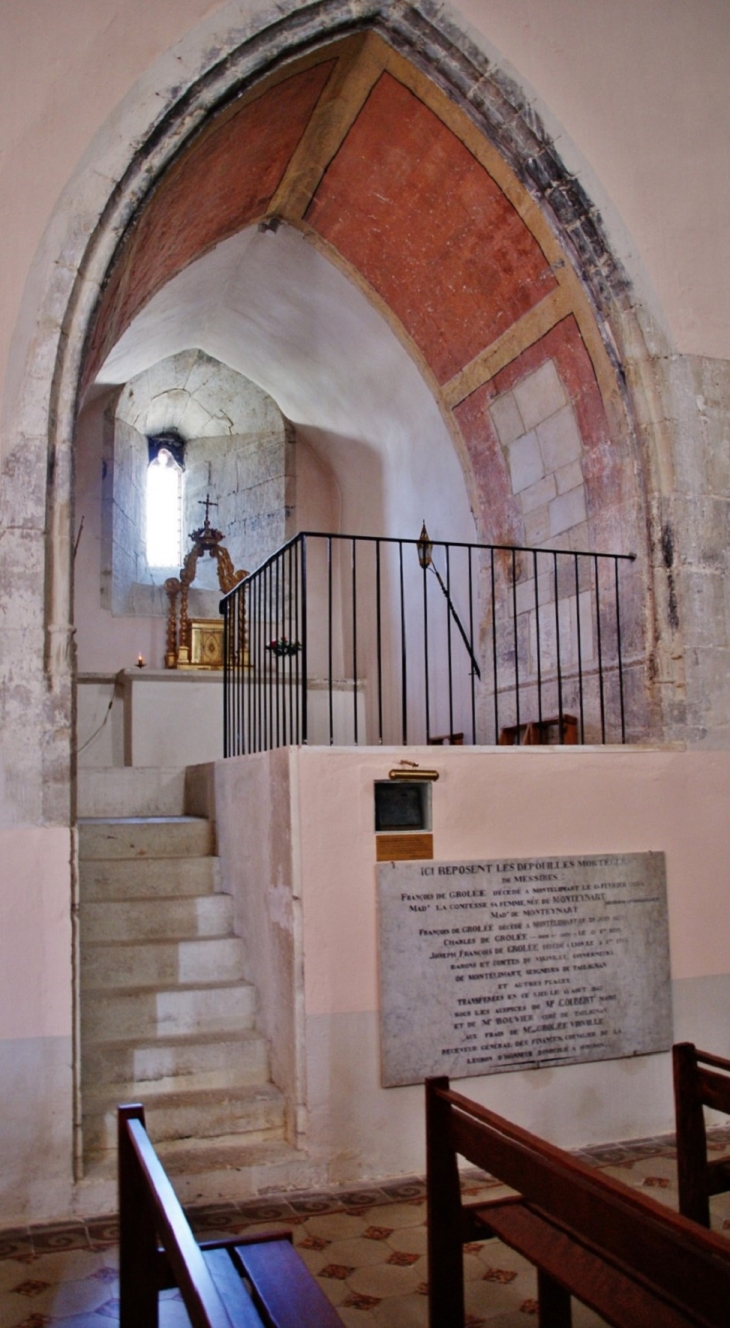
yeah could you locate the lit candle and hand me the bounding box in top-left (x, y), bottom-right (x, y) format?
top-left (136, 653), bottom-right (145, 669)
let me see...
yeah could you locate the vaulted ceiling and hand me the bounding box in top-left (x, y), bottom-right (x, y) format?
top-left (87, 31), bottom-right (636, 552)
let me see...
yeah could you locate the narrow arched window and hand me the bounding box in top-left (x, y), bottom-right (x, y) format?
top-left (146, 433), bottom-right (185, 568)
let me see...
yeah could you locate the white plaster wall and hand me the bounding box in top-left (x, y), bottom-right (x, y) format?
top-left (2, 0), bottom-right (730, 452)
top-left (212, 744), bottom-right (730, 1185)
top-left (75, 393), bottom-right (169, 671)
top-left (0, 827), bottom-right (74, 1224)
top-left (207, 749), bottom-right (302, 1125)
top-left (457, 0), bottom-right (730, 359)
top-left (96, 226), bottom-right (477, 551)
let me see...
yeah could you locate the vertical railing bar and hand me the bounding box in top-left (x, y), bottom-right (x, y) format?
top-left (376, 540), bottom-right (383, 744)
top-left (446, 545), bottom-right (454, 741)
top-left (553, 552), bottom-right (564, 742)
top-left (491, 549), bottom-right (499, 744)
top-left (259, 567), bottom-right (265, 753)
top-left (271, 559), bottom-right (276, 751)
top-left (252, 575), bottom-right (257, 753)
top-left (273, 559), bottom-right (278, 751)
top-left (240, 590), bottom-right (245, 755)
top-left (223, 601), bottom-right (229, 757)
top-left (244, 586), bottom-right (248, 755)
top-left (293, 539), bottom-right (298, 748)
top-left (230, 594), bottom-right (236, 757)
top-left (270, 560), bottom-right (275, 751)
top-left (468, 547), bottom-right (476, 745)
top-left (574, 554), bottom-right (585, 744)
top-left (288, 543), bottom-right (294, 744)
top-left (424, 549), bottom-right (430, 743)
top-left (279, 551), bottom-right (285, 749)
top-left (256, 568), bottom-right (261, 754)
top-left (511, 549), bottom-right (520, 740)
top-left (399, 541), bottom-right (407, 746)
top-left (595, 554), bottom-right (606, 743)
top-left (615, 556), bottom-right (627, 743)
top-left (275, 553), bottom-right (281, 750)
top-left (234, 594), bottom-right (239, 758)
top-left (262, 569), bottom-right (267, 751)
top-left (265, 562), bottom-right (270, 752)
top-left (533, 550), bottom-right (542, 732)
top-left (245, 590), bottom-right (249, 752)
top-left (301, 535), bottom-right (308, 745)
top-left (352, 537), bottom-right (358, 745)
top-left (242, 589), bottom-right (247, 753)
top-left (233, 591), bottom-right (238, 756)
top-left (327, 537), bottom-right (334, 745)
top-left (288, 539), bottom-right (293, 748)
top-left (260, 564), bottom-right (266, 753)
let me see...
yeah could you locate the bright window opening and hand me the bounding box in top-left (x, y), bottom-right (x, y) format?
top-left (146, 445), bottom-right (183, 568)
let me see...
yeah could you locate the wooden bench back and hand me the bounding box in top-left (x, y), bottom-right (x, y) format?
top-left (427, 1076), bottom-right (730, 1328)
top-left (119, 1103), bottom-right (238, 1328)
top-left (673, 1040), bottom-right (730, 1226)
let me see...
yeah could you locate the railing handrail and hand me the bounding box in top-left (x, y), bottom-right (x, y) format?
top-left (220, 530), bottom-right (637, 607)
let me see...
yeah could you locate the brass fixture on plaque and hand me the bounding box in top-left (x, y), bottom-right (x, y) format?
top-left (388, 761), bottom-right (440, 781)
top-left (164, 495), bottom-right (248, 670)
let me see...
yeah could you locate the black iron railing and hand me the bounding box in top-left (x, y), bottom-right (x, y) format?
top-left (221, 532), bottom-right (637, 756)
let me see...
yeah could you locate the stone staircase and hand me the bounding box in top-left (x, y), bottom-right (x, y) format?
top-left (77, 769), bottom-right (314, 1210)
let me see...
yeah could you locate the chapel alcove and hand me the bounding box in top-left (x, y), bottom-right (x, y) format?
top-left (62, 11), bottom-right (680, 1210)
top-left (77, 29), bottom-right (656, 757)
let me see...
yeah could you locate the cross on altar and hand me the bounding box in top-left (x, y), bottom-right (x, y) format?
top-left (199, 493), bottom-right (218, 524)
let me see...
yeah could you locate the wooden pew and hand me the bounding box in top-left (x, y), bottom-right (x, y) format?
top-left (426, 1075), bottom-right (730, 1328)
top-left (118, 1103), bottom-right (344, 1328)
top-left (673, 1041), bottom-right (730, 1226)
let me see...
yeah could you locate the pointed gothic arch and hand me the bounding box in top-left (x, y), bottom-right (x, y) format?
top-left (3, 0), bottom-right (678, 824)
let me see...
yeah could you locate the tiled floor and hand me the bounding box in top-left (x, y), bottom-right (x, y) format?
top-left (3, 1130), bottom-right (730, 1328)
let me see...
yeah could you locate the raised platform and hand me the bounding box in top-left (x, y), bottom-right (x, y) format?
top-left (77, 670), bottom-right (365, 768)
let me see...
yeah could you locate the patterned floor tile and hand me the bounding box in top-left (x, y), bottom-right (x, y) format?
top-left (348, 1257), bottom-right (424, 1299)
top-left (236, 1198), bottom-right (298, 1223)
top-left (7, 1130), bottom-right (730, 1328)
top-left (84, 1220), bottom-right (118, 1251)
top-left (288, 1192), bottom-right (344, 1216)
top-left (32, 1225), bottom-right (91, 1256)
top-left (385, 1225), bottom-right (427, 1257)
top-left (305, 1213), bottom-right (369, 1243)
top-left (339, 1189), bottom-right (391, 1210)
top-left (379, 1179), bottom-right (427, 1202)
top-left (0, 1230), bottom-right (33, 1261)
top-left (325, 1237), bottom-right (393, 1269)
top-left (356, 1203), bottom-right (425, 1231)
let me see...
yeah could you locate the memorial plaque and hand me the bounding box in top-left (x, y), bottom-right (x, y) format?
top-left (377, 853), bottom-right (671, 1087)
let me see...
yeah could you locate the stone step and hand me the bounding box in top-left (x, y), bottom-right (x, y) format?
top-left (82, 1030), bottom-right (271, 1096)
top-left (84, 1083), bottom-right (286, 1155)
top-left (82, 981), bottom-right (257, 1042)
top-left (81, 893), bottom-right (233, 942)
top-left (80, 855), bottom-right (220, 900)
top-left (78, 816), bottom-right (213, 861)
top-left (74, 1139), bottom-right (321, 1215)
top-left (81, 936), bottom-right (246, 989)
top-left (77, 767), bottom-right (188, 818)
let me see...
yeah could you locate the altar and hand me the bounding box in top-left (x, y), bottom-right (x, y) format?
top-left (77, 669), bottom-right (366, 768)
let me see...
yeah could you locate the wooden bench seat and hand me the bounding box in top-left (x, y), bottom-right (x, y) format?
top-left (673, 1040), bottom-right (730, 1226)
top-left (426, 1075), bottom-right (730, 1327)
top-left (118, 1103), bottom-right (343, 1328)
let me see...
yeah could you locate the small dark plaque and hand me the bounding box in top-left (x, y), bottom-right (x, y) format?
top-left (375, 781), bottom-right (429, 832)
